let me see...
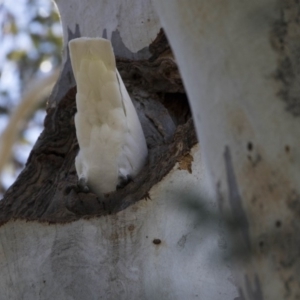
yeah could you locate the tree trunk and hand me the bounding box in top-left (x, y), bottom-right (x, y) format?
top-left (0, 0), bottom-right (237, 299)
top-left (153, 0), bottom-right (300, 299)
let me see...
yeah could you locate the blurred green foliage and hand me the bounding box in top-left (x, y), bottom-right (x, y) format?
top-left (0, 0), bottom-right (62, 194)
top-left (0, 0), bottom-right (62, 96)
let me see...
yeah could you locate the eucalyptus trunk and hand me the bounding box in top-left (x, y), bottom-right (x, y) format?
top-left (0, 0), bottom-right (237, 299)
top-left (153, 0), bottom-right (300, 299)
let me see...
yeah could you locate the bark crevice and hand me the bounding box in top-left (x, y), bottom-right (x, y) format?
top-left (0, 30), bottom-right (197, 225)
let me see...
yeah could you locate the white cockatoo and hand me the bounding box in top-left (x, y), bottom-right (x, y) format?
top-left (69, 37), bottom-right (148, 196)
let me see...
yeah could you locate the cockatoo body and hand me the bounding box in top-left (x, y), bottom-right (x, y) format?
top-left (69, 37), bottom-right (148, 196)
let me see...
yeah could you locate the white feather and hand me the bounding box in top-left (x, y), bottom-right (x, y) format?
top-left (69, 37), bottom-right (148, 196)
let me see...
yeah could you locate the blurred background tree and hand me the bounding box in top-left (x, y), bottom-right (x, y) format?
top-left (0, 0), bottom-right (62, 196)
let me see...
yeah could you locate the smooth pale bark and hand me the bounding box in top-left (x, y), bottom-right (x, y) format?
top-left (153, 0), bottom-right (300, 299)
top-left (52, 0), bottom-right (161, 105)
top-left (0, 146), bottom-right (236, 300)
top-left (0, 0), bottom-right (238, 299)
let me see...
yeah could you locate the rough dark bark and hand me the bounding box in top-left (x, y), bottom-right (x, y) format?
top-left (0, 32), bottom-right (197, 225)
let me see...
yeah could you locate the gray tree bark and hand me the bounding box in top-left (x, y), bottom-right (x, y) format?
top-left (153, 0), bottom-right (300, 299)
top-left (0, 0), bottom-right (237, 299)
